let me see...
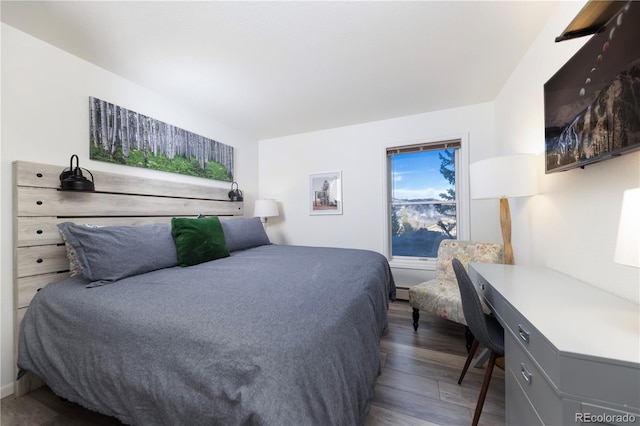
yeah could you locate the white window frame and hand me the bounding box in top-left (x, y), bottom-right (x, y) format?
top-left (382, 133), bottom-right (470, 271)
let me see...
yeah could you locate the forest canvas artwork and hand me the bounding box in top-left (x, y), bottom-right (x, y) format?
top-left (544, 2), bottom-right (640, 173)
top-left (89, 97), bottom-right (234, 181)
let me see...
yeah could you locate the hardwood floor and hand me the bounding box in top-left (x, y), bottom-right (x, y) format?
top-left (366, 300), bottom-right (504, 426)
top-left (1, 300), bottom-right (504, 425)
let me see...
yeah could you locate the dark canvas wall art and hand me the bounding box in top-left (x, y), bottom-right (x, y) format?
top-left (544, 1), bottom-right (640, 173)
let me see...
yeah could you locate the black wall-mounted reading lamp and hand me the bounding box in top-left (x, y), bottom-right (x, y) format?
top-left (59, 154), bottom-right (95, 191)
top-left (228, 182), bottom-right (243, 202)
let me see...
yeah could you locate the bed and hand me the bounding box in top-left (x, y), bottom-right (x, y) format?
top-left (13, 161), bottom-right (395, 425)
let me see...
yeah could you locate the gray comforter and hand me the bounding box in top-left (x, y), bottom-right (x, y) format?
top-left (18, 245), bottom-right (395, 426)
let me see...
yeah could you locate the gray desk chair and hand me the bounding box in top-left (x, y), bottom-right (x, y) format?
top-left (452, 258), bottom-right (505, 426)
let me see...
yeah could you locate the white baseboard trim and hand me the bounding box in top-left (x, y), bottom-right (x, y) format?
top-left (1, 382), bottom-right (15, 399)
top-left (395, 287), bottom-right (409, 300)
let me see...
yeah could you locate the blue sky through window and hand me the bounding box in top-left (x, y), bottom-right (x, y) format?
top-left (391, 150), bottom-right (453, 201)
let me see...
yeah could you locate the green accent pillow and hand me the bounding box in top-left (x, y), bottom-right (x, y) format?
top-left (171, 217), bottom-right (230, 267)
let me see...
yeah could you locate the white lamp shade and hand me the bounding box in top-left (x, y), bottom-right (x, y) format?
top-left (614, 188), bottom-right (640, 268)
top-left (253, 199), bottom-right (279, 218)
top-left (470, 153), bottom-right (539, 199)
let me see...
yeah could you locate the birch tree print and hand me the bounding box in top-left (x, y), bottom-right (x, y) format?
top-left (89, 97), bottom-right (234, 181)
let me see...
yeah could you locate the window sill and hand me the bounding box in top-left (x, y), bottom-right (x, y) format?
top-left (389, 257), bottom-right (436, 271)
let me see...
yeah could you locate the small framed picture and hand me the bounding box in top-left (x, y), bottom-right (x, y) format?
top-left (309, 171), bottom-right (342, 215)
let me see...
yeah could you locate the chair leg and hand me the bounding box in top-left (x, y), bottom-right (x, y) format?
top-left (464, 326), bottom-right (474, 352)
top-left (458, 338), bottom-right (479, 385)
top-left (412, 308), bottom-right (420, 331)
top-left (472, 351), bottom-right (498, 426)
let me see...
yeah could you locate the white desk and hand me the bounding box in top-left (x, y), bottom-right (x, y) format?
top-left (469, 263), bottom-right (640, 425)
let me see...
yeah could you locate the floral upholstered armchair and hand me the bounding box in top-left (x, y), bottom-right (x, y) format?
top-left (408, 240), bottom-right (503, 340)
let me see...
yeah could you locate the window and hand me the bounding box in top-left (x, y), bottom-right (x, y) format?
top-left (386, 138), bottom-right (467, 265)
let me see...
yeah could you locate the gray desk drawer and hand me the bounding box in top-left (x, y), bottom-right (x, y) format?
top-left (475, 273), bottom-right (504, 316)
top-left (559, 355), bottom-right (640, 411)
top-left (503, 302), bottom-right (559, 386)
top-left (506, 336), bottom-right (562, 425)
top-left (576, 402), bottom-right (640, 426)
top-left (562, 399), bottom-right (640, 425)
top-left (506, 366), bottom-right (544, 426)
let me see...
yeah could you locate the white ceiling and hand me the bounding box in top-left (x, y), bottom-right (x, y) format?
top-left (1, 1), bottom-right (559, 140)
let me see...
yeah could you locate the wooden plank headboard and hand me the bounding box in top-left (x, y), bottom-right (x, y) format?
top-left (12, 160), bottom-right (244, 395)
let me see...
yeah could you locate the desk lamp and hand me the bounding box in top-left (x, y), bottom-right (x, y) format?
top-left (470, 154), bottom-right (539, 265)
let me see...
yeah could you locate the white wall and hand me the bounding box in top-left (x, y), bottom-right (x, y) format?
top-left (0, 24), bottom-right (259, 397)
top-left (493, 1), bottom-right (640, 303)
top-left (259, 0), bottom-right (640, 306)
top-left (258, 102), bottom-right (498, 287)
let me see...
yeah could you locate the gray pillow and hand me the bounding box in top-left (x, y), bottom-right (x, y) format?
top-left (220, 217), bottom-right (271, 252)
top-left (59, 223), bottom-right (102, 277)
top-left (57, 222), bottom-right (179, 286)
